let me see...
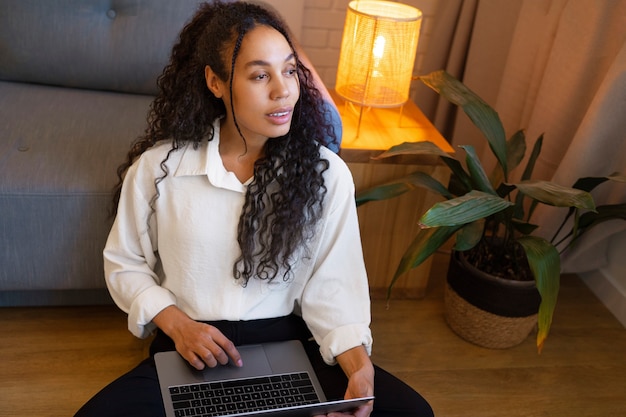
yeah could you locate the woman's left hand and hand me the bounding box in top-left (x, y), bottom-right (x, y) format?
top-left (339, 366), bottom-right (375, 417)
top-left (320, 345), bottom-right (375, 417)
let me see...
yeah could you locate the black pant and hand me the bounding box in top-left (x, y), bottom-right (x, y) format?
top-left (74, 315), bottom-right (434, 417)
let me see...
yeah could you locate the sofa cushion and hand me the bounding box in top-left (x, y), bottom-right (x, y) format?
top-left (0, 0), bottom-right (205, 95)
top-left (0, 81), bottom-right (153, 290)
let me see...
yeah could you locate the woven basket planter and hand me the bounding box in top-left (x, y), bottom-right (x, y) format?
top-left (444, 250), bottom-right (541, 349)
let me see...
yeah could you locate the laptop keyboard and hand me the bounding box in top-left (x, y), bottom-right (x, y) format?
top-left (169, 371), bottom-right (320, 417)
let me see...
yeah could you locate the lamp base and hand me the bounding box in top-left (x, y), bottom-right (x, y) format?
top-left (341, 101), bottom-right (406, 141)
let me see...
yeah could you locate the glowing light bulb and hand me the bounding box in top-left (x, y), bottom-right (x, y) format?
top-left (373, 35), bottom-right (386, 59)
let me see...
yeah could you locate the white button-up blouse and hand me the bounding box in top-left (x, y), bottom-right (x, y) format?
top-left (103, 120), bottom-right (372, 364)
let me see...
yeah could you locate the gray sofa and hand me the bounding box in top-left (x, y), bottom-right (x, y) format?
top-left (0, 0), bottom-right (311, 305)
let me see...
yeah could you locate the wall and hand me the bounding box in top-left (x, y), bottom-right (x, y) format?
top-left (300, 0), bottom-right (439, 92)
top-left (264, 0), bottom-right (304, 38)
top-left (580, 230), bottom-right (626, 327)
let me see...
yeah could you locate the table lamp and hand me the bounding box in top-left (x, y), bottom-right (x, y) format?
top-left (335, 0), bottom-right (422, 137)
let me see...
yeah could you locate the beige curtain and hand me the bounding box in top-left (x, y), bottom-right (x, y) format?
top-left (415, 0), bottom-right (626, 273)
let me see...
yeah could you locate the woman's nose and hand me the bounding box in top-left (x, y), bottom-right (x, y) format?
top-left (270, 77), bottom-right (290, 100)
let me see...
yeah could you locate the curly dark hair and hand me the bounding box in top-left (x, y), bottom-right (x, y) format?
top-left (111, 1), bottom-right (338, 285)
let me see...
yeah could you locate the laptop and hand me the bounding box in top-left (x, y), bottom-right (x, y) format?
top-left (155, 339), bottom-right (374, 417)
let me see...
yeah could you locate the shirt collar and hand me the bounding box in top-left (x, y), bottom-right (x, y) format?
top-left (173, 119), bottom-right (247, 193)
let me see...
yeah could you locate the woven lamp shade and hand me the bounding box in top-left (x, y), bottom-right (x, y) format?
top-left (336, 1), bottom-right (422, 108)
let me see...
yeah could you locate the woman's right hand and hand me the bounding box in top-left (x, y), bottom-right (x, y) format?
top-left (153, 305), bottom-right (243, 370)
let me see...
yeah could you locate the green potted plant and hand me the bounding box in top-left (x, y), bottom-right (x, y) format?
top-left (356, 70), bottom-right (626, 352)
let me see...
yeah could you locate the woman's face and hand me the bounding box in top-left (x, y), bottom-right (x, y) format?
top-left (206, 25), bottom-right (300, 145)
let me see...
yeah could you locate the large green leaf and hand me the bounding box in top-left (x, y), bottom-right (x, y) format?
top-left (578, 203), bottom-right (626, 229)
top-left (371, 141), bottom-right (451, 160)
top-left (355, 182), bottom-right (413, 207)
top-left (515, 135), bottom-right (545, 220)
top-left (419, 190), bottom-right (513, 227)
top-left (388, 226), bottom-right (461, 298)
top-left (441, 157), bottom-right (473, 194)
top-left (491, 129), bottom-right (526, 186)
top-left (571, 176), bottom-right (608, 192)
top-left (511, 218), bottom-right (539, 236)
top-left (454, 220), bottom-right (485, 251)
top-left (517, 236), bottom-right (560, 353)
top-left (552, 172), bottom-right (626, 244)
top-left (561, 203), bottom-right (626, 248)
top-left (521, 135), bottom-right (543, 182)
top-left (515, 180), bottom-right (596, 210)
top-left (419, 70), bottom-right (508, 177)
top-left (355, 171), bottom-right (453, 206)
top-left (460, 145), bottom-right (497, 195)
top-left (369, 141), bottom-right (471, 195)
top-left (572, 172), bottom-right (626, 192)
top-left (506, 130), bottom-right (527, 175)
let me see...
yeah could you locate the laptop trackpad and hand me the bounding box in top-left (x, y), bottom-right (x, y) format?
top-left (198, 344), bottom-right (273, 381)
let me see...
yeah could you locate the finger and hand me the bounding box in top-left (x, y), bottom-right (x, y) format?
top-left (190, 324), bottom-right (233, 367)
top-left (186, 352), bottom-right (207, 371)
top-left (207, 343), bottom-right (230, 366)
top-left (352, 401), bottom-right (374, 417)
top-left (197, 348), bottom-right (219, 368)
top-left (181, 342), bottom-right (219, 370)
top-left (207, 332), bottom-right (243, 367)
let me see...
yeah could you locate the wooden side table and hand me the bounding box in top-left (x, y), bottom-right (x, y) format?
top-left (331, 91), bottom-right (454, 299)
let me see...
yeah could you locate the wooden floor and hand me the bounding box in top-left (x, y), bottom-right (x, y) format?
top-left (1, 253), bottom-right (625, 417)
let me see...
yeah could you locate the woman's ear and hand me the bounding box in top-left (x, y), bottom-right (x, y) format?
top-left (205, 65), bottom-right (224, 98)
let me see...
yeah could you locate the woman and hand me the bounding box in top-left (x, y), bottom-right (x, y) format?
top-left (75, 2), bottom-right (433, 417)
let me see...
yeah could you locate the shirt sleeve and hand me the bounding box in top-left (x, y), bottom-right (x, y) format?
top-left (300, 153), bottom-right (373, 365)
top-left (103, 161), bottom-right (177, 339)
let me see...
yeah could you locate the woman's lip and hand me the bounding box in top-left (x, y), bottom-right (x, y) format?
top-left (269, 111), bottom-right (289, 117)
top-left (267, 108), bottom-right (293, 124)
